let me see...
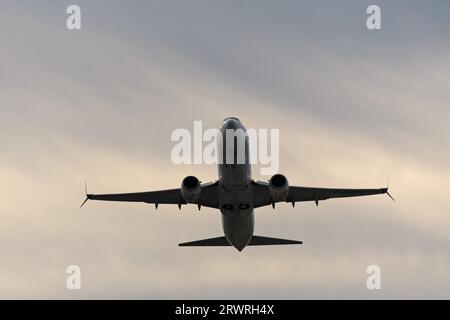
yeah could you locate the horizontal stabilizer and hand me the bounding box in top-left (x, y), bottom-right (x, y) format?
top-left (179, 235), bottom-right (302, 247)
top-left (249, 235), bottom-right (302, 246)
top-left (179, 236), bottom-right (231, 247)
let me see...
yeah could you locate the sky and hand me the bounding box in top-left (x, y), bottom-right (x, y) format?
top-left (0, 0), bottom-right (450, 299)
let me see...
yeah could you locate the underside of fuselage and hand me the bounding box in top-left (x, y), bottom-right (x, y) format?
top-left (219, 117), bottom-right (255, 251)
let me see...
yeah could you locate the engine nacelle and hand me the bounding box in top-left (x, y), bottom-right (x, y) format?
top-left (181, 176), bottom-right (201, 203)
top-left (269, 174), bottom-right (289, 202)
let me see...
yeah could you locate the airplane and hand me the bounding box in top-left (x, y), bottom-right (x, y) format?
top-left (81, 117), bottom-right (394, 251)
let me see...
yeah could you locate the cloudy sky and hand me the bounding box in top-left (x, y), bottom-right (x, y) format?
top-left (1, 0), bottom-right (449, 299)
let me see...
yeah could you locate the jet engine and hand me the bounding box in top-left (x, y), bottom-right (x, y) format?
top-left (181, 176), bottom-right (201, 203)
top-left (269, 174), bottom-right (289, 202)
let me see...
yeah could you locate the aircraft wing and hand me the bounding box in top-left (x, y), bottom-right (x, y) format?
top-left (252, 180), bottom-right (392, 209)
top-left (81, 181), bottom-right (219, 209)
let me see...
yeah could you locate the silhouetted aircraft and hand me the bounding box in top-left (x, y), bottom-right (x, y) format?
top-left (81, 117), bottom-right (393, 251)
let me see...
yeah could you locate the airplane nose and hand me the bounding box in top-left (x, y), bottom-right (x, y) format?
top-left (223, 116), bottom-right (240, 123)
top-left (222, 117), bottom-right (242, 130)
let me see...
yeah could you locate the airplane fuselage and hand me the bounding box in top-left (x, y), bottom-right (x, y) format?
top-left (218, 117), bottom-right (254, 251)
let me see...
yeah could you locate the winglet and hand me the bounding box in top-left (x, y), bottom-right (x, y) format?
top-left (386, 189), bottom-right (395, 202)
top-left (80, 181), bottom-right (89, 208)
top-left (385, 178), bottom-right (395, 202)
